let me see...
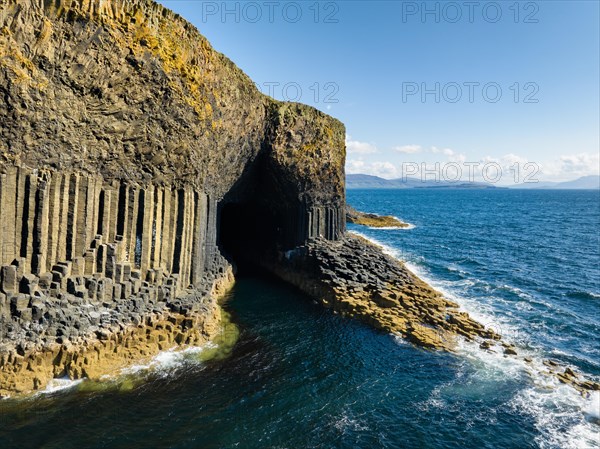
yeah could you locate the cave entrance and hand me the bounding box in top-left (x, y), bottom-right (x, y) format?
top-left (218, 200), bottom-right (278, 275)
top-left (216, 152), bottom-right (305, 275)
top-left (217, 202), bottom-right (266, 272)
top-left (217, 152), bottom-right (284, 275)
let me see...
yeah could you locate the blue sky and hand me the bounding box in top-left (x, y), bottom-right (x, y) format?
top-left (160, 1), bottom-right (599, 183)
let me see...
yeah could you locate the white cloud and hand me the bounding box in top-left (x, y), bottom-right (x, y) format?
top-left (474, 153), bottom-right (532, 184)
top-left (395, 145), bottom-right (463, 160)
top-left (348, 143), bottom-right (599, 184)
top-left (541, 152), bottom-right (600, 180)
top-left (371, 161), bottom-right (399, 178)
top-left (437, 147), bottom-right (467, 162)
top-left (346, 159), bottom-right (366, 173)
top-left (478, 152), bottom-right (599, 182)
top-left (558, 152), bottom-right (599, 174)
top-left (476, 152), bottom-right (600, 184)
top-left (481, 153), bottom-right (528, 166)
top-left (345, 135), bottom-right (378, 154)
top-left (393, 144), bottom-right (422, 154)
top-left (346, 159), bottom-right (400, 179)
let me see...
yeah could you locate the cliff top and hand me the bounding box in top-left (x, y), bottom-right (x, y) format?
top-left (0, 0), bottom-right (345, 198)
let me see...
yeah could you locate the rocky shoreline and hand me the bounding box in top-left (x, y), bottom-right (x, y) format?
top-left (0, 0), bottom-right (596, 402)
top-left (268, 234), bottom-right (498, 350)
top-left (266, 234), bottom-right (600, 394)
top-left (0, 266), bottom-right (235, 397)
top-left (346, 206), bottom-right (410, 228)
top-left (2, 230), bottom-right (597, 398)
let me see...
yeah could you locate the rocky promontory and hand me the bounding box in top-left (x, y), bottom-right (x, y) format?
top-left (346, 206), bottom-right (410, 228)
top-left (265, 234), bottom-right (498, 350)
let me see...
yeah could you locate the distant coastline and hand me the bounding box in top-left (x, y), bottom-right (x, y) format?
top-left (346, 174), bottom-right (600, 190)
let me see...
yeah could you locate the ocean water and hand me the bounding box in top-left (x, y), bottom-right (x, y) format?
top-left (1, 189), bottom-right (599, 449)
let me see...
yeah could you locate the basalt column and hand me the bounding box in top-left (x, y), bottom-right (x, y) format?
top-left (0, 167), bottom-right (220, 311)
top-left (263, 102), bottom-right (347, 250)
top-left (0, 0), bottom-right (348, 396)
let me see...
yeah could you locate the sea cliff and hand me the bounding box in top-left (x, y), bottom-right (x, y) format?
top-left (0, 0), bottom-right (345, 396)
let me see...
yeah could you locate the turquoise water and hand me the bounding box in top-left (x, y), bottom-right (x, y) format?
top-left (1, 189), bottom-right (599, 448)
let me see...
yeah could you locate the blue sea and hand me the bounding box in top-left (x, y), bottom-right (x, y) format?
top-left (1, 189), bottom-right (599, 448)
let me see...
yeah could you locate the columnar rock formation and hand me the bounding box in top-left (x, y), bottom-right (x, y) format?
top-left (0, 164), bottom-right (240, 347)
top-left (0, 163), bottom-right (238, 395)
top-left (0, 167), bottom-right (213, 295)
top-left (0, 0), bottom-right (345, 395)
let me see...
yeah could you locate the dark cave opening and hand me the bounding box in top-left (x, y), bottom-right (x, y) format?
top-left (218, 200), bottom-right (277, 276)
top-left (216, 152), bottom-right (288, 276)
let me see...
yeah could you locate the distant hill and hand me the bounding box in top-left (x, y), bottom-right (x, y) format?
top-left (345, 174), bottom-right (401, 189)
top-left (347, 174), bottom-right (600, 190)
top-left (346, 174), bottom-right (497, 189)
top-left (510, 175), bottom-right (600, 190)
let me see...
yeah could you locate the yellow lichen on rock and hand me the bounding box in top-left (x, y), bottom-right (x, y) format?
top-left (0, 303), bottom-right (219, 397)
top-left (346, 207), bottom-right (410, 228)
top-left (266, 235), bottom-right (499, 352)
top-left (0, 266), bottom-right (239, 398)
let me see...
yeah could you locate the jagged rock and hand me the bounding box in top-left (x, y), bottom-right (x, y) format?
top-left (263, 234), bottom-right (501, 351)
top-left (19, 273), bottom-right (38, 295)
top-left (10, 294), bottom-right (30, 316)
top-left (1, 266), bottom-right (18, 294)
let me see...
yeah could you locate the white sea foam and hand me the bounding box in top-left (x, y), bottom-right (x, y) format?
top-left (584, 391), bottom-right (600, 421)
top-left (405, 261), bottom-right (513, 339)
top-left (444, 307), bottom-right (598, 449)
top-left (36, 377), bottom-right (84, 395)
top-left (33, 343), bottom-right (219, 395)
top-left (416, 266), bottom-right (600, 445)
top-left (331, 410), bottom-right (369, 433)
top-left (351, 229), bottom-right (600, 447)
top-left (367, 224), bottom-right (416, 230)
top-left (348, 230), bottom-right (403, 259)
top-left (511, 385), bottom-right (600, 449)
top-left (117, 343), bottom-right (217, 377)
top-left (447, 264), bottom-right (468, 275)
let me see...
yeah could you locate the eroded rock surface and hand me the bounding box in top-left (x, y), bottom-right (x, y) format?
top-left (2, 0), bottom-right (596, 398)
top-left (266, 235), bottom-right (499, 351)
top-left (0, 0), bottom-right (346, 395)
top-left (346, 206), bottom-right (410, 228)
top-left (265, 235), bottom-right (600, 392)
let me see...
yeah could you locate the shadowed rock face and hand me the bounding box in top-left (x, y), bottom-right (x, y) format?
top-left (0, 0), bottom-right (346, 276)
top-left (0, 0), bottom-right (345, 217)
top-left (0, 0), bottom-right (345, 395)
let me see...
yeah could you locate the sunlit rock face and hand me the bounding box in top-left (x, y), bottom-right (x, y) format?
top-left (0, 0), bottom-right (345, 395)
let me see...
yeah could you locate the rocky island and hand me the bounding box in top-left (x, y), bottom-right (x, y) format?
top-left (346, 206), bottom-right (411, 228)
top-left (0, 0), bottom-right (596, 398)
